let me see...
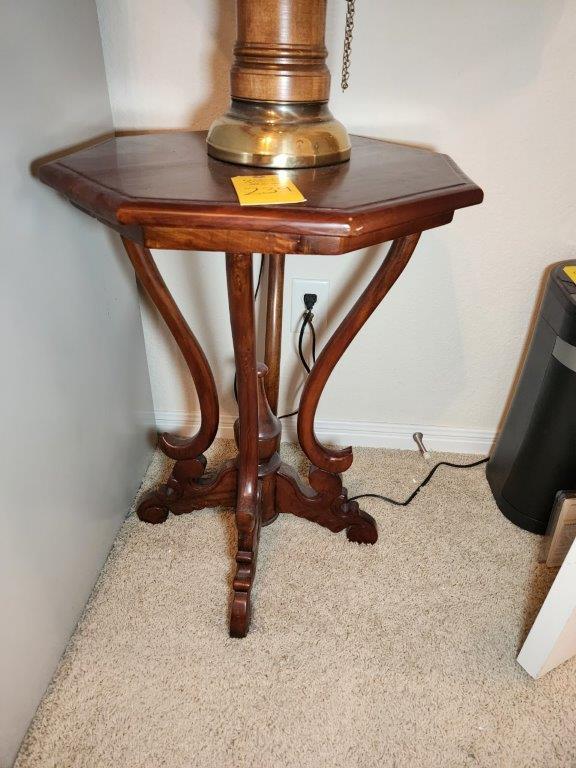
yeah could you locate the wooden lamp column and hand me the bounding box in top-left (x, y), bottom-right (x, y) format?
top-left (207, 0), bottom-right (350, 168)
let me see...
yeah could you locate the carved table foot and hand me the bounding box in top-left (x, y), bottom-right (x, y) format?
top-left (275, 462), bottom-right (378, 544)
top-left (136, 457), bottom-right (237, 523)
top-left (230, 508), bottom-right (261, 638)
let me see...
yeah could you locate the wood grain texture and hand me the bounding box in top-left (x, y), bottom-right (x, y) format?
top-left (297, 234), bottom-right (422, 474)
top-left (226, 253), bottom-right (260, 638)
top-left (136, 457), bottom-right (237, 524)
top-left (276, 462), bottom-right (377, 544)
top-left (264, 254), bottom-right (285, 415)
top-left (121, 238), bottom-right (219, 461)
top-left (254, 364), bottom-right (282, 526)
top-left (232, 0), bottom-right (330, 102)
top-left (38, 132), bottom-right (483, 255)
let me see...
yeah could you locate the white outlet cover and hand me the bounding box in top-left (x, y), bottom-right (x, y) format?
top-left (290, 278), bottom-right (330, 332)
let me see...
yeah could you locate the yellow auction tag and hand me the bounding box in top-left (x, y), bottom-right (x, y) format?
top-left (564, 266), bottom-right (576, 285)
top-left (231, 175), bottom-right (306, 206)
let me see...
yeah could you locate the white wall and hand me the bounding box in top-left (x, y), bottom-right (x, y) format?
top-left (96, 0), bottom-right (576, 449)
top-left (0, 2), bottom-right (154, 765)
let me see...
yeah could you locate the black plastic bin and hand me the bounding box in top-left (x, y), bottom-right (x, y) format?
top-left (487, 261), bottom-right (576, 534)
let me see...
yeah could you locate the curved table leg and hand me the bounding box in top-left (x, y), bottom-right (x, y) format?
top-left (297, 234), bottom-right (421, 474)
top-left (263, 253), bottom-right (285, 416)
top-left (260, 253), bottom-right (285, 526)
top-left (226, 252), bottom-right (260, 638)
top-left (122, 238), bottom-right (219, 462)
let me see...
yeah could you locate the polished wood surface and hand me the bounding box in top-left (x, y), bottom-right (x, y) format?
top-left (255, 364), bottom-right (282, 526)
top-left (226, 253), bottom-right (260, 638)
top-left (298, 234), bottom-right (421, 473)
top-left (232, 0), bottom-right (330, 103)
top-left (39, 130), bottom-right (483, 636)
top-left (264, 254), bottom-right (285, 416)
top-left (276, 463), bottom-right (377, 544)
top-left (38, 132), bottom-right (483, 255)
top-left (121, 238), bottom-right (219, 461)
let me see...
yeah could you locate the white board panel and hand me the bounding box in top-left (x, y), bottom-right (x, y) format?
top-left (518, 537), bottom-right (576, 678)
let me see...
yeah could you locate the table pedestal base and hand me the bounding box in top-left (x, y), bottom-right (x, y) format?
top-left (122, 236), bottom-right (421, 637)
top-left (135, 363), bottom-right (377, 638)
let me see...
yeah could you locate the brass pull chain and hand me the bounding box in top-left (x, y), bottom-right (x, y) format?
top-left (341, 0), bottom-right (356, 91)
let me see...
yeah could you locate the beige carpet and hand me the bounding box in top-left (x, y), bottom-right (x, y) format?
top-left (15, 440), bottom-right (576, 768)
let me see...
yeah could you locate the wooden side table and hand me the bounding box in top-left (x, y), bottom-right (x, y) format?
top-left (39, 132), bottom-right (483, 636)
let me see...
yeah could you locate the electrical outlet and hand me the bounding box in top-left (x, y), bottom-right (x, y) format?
top-left (290, 278), bottom-right (330, 332)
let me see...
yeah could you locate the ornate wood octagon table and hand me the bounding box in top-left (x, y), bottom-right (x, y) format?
top-left (39, 132), bottom-right (483, 637)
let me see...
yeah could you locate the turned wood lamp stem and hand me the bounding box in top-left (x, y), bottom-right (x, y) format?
top-left (232, 0), bottom-right (330, 103)
top-left (207, 0), bottom-right (351, 168)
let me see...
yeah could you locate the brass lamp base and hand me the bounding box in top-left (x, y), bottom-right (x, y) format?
top-left (207, 100), bottom-right (351, 169)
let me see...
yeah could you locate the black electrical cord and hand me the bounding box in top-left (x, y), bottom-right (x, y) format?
top-left (309, 317), bottom-right (317, 364)
top-left (234, 291), bottom-right (488, 509)
top-left (254, 255), bottom-right (265, 298)
top-left (277, 408), bottom-right (299, 420)
top-left (233, 258), bottom-right (315, 408)
top-left (296, 311), bottom-right (316, 375)
top-left (278, 309), bottom-right (317, 419)
top-left (348, 457), bottom-right (489, 507)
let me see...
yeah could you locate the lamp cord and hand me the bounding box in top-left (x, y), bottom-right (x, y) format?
top-left (279, 312), bottom-right (489, 506)
top-left (232, 271), bottom-right (488, 509)
top-left (277, 309), bottom-right (317, 419)
top-left (348, 458), bottom-right (489, 507)
top-left (232, 256), bottom-right (314, 409)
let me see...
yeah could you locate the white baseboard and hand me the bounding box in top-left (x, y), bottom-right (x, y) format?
top-left (154, 411), bottom-right (496, 455)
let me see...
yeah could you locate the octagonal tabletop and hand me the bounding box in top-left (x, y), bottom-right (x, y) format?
top-left (39, 131), bottom-right (483, 255)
